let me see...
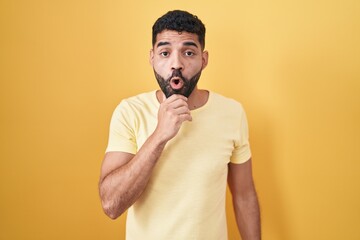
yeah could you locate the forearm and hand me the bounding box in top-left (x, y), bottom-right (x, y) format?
top-left (100, 94), bottom-right (191, 219)
top-left (233, 190), bottom-right (261, 240)
top-left (99, 133), bottom-right (166, 219)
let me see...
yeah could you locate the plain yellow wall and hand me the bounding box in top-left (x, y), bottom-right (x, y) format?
top-left (1, 0), bottom-right (359, 239)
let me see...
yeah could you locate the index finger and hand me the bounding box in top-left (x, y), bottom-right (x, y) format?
top-left (165, 94), bottom-right (188, 103)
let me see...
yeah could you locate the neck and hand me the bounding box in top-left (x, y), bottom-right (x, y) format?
top-left (186, 87), bottom-right (208, 110)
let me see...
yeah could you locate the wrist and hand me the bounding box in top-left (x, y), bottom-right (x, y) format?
top-left (152, 127), bottom-right (172, 145)
top-left (149, 130), bottom-right (168, 149)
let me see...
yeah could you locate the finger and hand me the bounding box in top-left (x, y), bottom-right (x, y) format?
top-left (162, 98), bottom-right (188, 109)
top-left (173, 106), bottom-right (191, 115)
top-left (165, 94), bottom-right (188, 103)
top-left (179, 112), bottom-right (192, 122)
top-left (171, 99), bottom-right (190, 110)
top-left (161, 92), bottom-right (166, 103)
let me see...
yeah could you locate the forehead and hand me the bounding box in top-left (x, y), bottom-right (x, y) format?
top-left (154, 30), bottom-right (200, 47)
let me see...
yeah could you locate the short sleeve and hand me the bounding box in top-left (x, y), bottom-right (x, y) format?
top-left (230, 107), bottom-right (251, 164)
top-left (105, 100), bottom-right (138, 154)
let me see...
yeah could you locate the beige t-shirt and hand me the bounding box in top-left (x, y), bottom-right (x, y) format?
top-left (106, 91), bottom-right (251, 240)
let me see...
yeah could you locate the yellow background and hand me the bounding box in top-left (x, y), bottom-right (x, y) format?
top-left (1, 0), bottom-right (359, 239)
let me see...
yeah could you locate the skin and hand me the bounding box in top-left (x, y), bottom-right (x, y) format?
top-left (151, 30), bottom-right (209, 107)
top-left (228, 160), bottom-right (261, 240)
top-left (99, 30), bottom-right (261, 239)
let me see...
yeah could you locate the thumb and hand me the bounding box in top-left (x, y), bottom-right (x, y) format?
top-left (161, 92), bottom-right (166, 103)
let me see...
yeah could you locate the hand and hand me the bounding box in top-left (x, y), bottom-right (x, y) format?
top-left (154, 94), bottom-right (192, 143)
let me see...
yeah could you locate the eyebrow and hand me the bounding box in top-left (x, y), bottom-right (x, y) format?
top-left (156, 42), bottom-right (170, 48)
top-left (156, 41), bottom-right (199, 48)
top-left (183, 41), bottom-right (199, 48)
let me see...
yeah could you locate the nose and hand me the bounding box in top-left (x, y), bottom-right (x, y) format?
top-left (170, 52), bottom-right (184, 71)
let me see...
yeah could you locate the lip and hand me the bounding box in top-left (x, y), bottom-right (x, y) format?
top-left (170, 78), bottom-right (184, 90)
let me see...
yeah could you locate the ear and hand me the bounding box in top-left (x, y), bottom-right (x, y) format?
top-left (201, 51), bottom-right (209, 70)
top-left (149, 49), bottom-right (154, 66)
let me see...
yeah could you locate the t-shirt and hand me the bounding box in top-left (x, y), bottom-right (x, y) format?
top-left (106, 90), bottom-right (251, 240)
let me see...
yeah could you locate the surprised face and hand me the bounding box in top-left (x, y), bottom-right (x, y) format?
top-left (150, 30), bottom-right (208, 98)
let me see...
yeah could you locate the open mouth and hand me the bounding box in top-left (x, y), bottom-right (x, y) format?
top-left (170, 78), bottom-right (184, 90)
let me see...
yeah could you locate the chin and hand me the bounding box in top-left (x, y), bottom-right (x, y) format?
top-left (164, 88), bottom-right (193, 98)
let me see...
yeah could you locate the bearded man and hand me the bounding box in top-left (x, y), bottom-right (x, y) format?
top-left (99, 10), bottom-right (261, 240)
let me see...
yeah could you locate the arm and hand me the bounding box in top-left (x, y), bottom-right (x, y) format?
top-left (228, 159), bottom-right (261, 240)
top-left (99, 94), bottom-right (191, 219)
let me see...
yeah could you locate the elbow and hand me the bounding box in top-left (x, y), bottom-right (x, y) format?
top-left (106, 212), bottom-right (120, 220)
top-left (99, 184), bottom-right (122, 219)
top-left (103, 207), bottom-right (119, 220)
top-left (99, 182), bottom-right (127, 219)
top-left (101, 199), bottom-right (123, 220)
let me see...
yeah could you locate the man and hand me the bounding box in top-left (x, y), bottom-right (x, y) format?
top-left (99, 10), bottom-right (261, 240)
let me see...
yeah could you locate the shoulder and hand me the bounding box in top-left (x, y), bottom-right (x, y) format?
top-left (209, 91), bottom-right (246, 114)
top-left (121, 91), bottom-right (156, 106)
top-left (114, 91), bottom-right (158, 112)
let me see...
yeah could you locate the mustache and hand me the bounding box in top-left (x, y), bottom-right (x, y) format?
top-left (167, 69), bottom-right (185, 82)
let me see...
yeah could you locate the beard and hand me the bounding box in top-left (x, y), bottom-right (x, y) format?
top-left (154, 68), bottom-right (202, 98)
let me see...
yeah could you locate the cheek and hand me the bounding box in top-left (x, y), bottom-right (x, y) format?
top-left (188, 61), bottom-right (203, 72)
top-left (153, 59), bottom-right (167, 72)
top-left (154, 67), bottom-right (167, 79)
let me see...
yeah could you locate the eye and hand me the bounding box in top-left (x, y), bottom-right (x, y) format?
top-left (160, 51), bottom-right (169, 57)
top-left (184, 51), bottom-right (194, 57)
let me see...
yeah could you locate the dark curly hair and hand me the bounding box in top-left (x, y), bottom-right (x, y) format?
top-left (152, 10), bottom-right (206, 50)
